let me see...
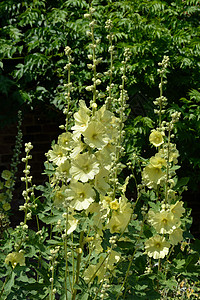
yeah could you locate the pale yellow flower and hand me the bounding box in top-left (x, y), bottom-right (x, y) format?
top-left (54, 185), bottom-right (68, 207)
top-left (70, 152), bottom-right (99, 182)
top-left (145, 235), bottom-right (170, 259)
top-left (148, 210), bottom-right (179, 234)
top-left (150, 154), bottom-right (166, 168)
top-left (107, 212), bottom-right (131, 234)
top-left (83, 121), bottom-right (109, 149)
top-left (110, 199), bottom-right (120, 210)
top-left (169, 228), bottom-right (183, 245)
top-left (118, 196), bottom-right (133, 215)
top-left (142, 163), bottom-right (165, 189)
top-left (100, 195), bottom-right (112, 212)
top-left (70, 140), bottom-right (85, 159)
top-left (67, 215), bottom-right (78, 235)
top-left (48, 144), bottom-right (67, 166)
top-left (68, 181), bottom-right (96, 211)
top-left (84, 264), bottom-right (97, 283)
top-left (95, 105), bottom-right (119, 139)
top-left (149, 130), bottom-right (164, 147)
top-left (95, 105), bottom-right (113, 126)
top-left (55, 160), bottom-right (71, 180)
top-left (91, 234), bottom-right (103, 254)
top-left (94, 168), bottom-right (110, 195)
top-left (58, 132), bottom-right (73, 151)
top-left (170, 201), bottom-right (185, 219)
top-left (71, 104), bottom-right (90, 139)
top-left (96, 143), bottom-right (116, 170)
top-left (5, 251), bottom-right (25, 268)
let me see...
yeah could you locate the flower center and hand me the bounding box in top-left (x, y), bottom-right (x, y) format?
top-left (162, 218), bottom-right (167, 225)
top-left (79, 192), bottom-right (85, 199)
top-left (92, 133), bottom-right (97, 140)
top-left (155, 242), bottom-right (161, 248)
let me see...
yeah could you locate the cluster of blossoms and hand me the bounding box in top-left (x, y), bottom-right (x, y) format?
top-left (45, 10), bottom-right (133, 285)
top-left (145, 201), bottom-right (185, 259)
top-left (143, 128), bottom-right (184, 260)
top-left (47, 100), bottom-right (132, 235)
top-left (46, 100), bottom-right (133, 282)
top-left (142, 57), bottom-right (185, 260)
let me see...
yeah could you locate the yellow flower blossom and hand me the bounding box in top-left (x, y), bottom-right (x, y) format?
top-left (83, 120), bottom-right (109, 149)
top-left (67, 215), bottom-right (78, 235)
top-left (48, 144), bottom-right (67, 166)
top-left (169, 228), bottom-right (183, 245)
top-left (170, 201), bottom-right (185, 219)
top-left (55, 160), bottom-right (71, 180)
top-left (94, 168), bottom-right (110, 195)
top-left (68, 181), bottom-right (96, 210)
top-left (110, 199), bottom-right (120, 210)
top-left (158, 143), bottom-right (179, 164)
top-left (71, 104), bottom-right (90, 139)
top-left (107, 212), bottom-right (131, 234)
top-left (148, 210), bottom-right (179, 234)
top-left (145, 235), bottom-right (170, 259)
top-left (4, 179), bottom-right (14, 189)
top-left (5, 251), bottom-right (25, 268)
top-left (96, 143), bottom-right (116, 170)
top-left (58, 132), bottom-right (73, 150)
top-left (70, 152), bottom-right (99, 182)
top-left (142, 162), bottom-right (165, 189)
top-left (95, 105), bottom-right (119, 139)
top-left (84, 250), bottom-right (120, 283)
top-left (54, 185), bottom-right (68, 207)
top-left (150, 154), bottom-right (166, 168)
top-left (149, 130), bottom-right (164, 147)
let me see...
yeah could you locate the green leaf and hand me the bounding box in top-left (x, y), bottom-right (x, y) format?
top-left (117, 241), bottom-right (135, 249)
top-left (185, 253), bottom-right (199, 271)
top-left (4, 271), bottom-right (15, 293)
top-left (174, 177), bottom-right (190, 189)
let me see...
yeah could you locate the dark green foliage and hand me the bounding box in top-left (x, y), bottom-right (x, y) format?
top-left (0, 0), bottom-right (200, 127)
top-left (169, 89), bottom-right (200, 192)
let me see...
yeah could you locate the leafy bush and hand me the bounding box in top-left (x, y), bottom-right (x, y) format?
top-left (0, 0), bottom-right (200, 126)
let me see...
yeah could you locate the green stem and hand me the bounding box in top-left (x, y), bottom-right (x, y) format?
top-left (65, 56), bottom-right (71, 131)
top-left (116, 224), bottom-right (144, 300)
top-left (71, 231), bottom-right (84, 300)
top-left (159, 74), bottom-right (163, 128)
top-left (91, 23), bottom-right (97, 116)
top-left (92, 279), bottom-right (104, 300)
top-left (0, 276), bottom-right (8, 299)
top-left (112, 62), bottom-right (126, 199)
top-left (165, 128), bottom-right (171, 205)
top-left (50, 262), bottom-right (55, 300)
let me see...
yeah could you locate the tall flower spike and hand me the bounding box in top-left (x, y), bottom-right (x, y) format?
top-left (64, 46), bottom-right (73, 131)
top-left (105, 19), bottom-right (115, 110)
top-left (154, 56), bottom-right (169, 127)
